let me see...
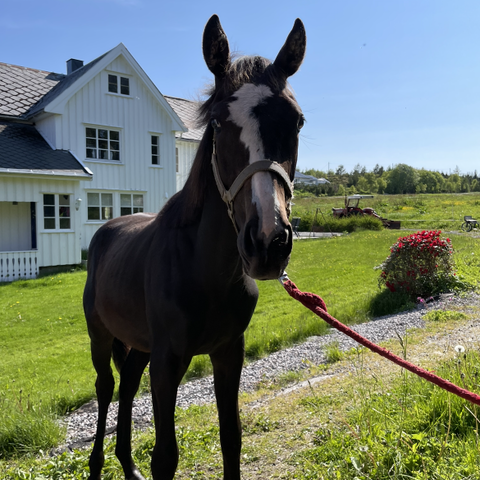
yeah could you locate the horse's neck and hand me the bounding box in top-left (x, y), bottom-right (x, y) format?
top-left (194, 191), bottom-right (244, 279)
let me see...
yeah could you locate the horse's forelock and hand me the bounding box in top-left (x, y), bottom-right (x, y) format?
top-left (167, 55), bottom-right (294, 228)
top-left (198, 55), bottom-right (287, 127)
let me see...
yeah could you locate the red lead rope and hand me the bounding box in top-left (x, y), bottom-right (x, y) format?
top-left (281, 277), bottom-right (480, 406)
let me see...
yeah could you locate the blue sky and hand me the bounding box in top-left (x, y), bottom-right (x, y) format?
top-left (2, 0), bottom-right (479, 175)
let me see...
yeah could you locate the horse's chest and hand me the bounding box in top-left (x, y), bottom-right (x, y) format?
top-left (155, 286), bottom-right (257, 355)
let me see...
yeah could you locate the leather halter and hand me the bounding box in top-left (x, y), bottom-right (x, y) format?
top-left (210, 139), bottom-right (294, 233)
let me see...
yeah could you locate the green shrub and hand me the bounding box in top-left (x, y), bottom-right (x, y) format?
top-left (292, 212), bottom-right (384, 233)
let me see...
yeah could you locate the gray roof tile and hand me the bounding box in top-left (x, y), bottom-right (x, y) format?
top-left (164, 96), bottom-right (204, 142)
top-left (0, 121), bottom-right (91, 178)
top-left (0, 63), bottom-right (64, 117)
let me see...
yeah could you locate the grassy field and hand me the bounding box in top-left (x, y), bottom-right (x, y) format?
top-left (0, 226), bottom-right (479, 466)
top-left (292, 192), bottom-right (480, 232)
top-left (2, 308), bottom-right (480, 479)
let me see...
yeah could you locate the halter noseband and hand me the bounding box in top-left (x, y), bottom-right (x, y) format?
top-left (210, 139), bottom-right (294, 233)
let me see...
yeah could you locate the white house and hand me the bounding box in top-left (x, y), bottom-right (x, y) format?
top-left (0, 45), bottom-right (202, 282)
top-left (294, 171), bottom-right (330, 186)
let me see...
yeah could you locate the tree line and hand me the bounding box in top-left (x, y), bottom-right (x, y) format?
top-left (299, 163), bottom-right (480, 196)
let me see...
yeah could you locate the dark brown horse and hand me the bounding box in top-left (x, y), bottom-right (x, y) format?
top-left (83, 14), bottom-right (306, 480)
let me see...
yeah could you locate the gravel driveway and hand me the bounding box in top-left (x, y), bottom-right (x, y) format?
top-left (62, 292), bottom-right (480, 451)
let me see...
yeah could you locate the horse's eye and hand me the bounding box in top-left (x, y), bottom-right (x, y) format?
top-left (211, 119), bottom-right (221, 131)
top-left (297, 116), bottom-right (305, 131)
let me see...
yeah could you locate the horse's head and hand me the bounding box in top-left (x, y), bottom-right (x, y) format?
top-left (202, 15), bottom-right (306, 281)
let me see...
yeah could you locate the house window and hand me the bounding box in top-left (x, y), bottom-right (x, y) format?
top-left (108, 74), bottom-right (130, 95)
top-left (176, 147), bottom-right (179, 173)
top-left (86, 127), bottom-right (120, 161)
top-left (43, 194), bottom-right (71, 230)
top-left (120, 194), bottom-right (144, 216)
top-left (87, 193), bottom-right (113, 221)
top-left (151, 135), bottom-right (160, 165)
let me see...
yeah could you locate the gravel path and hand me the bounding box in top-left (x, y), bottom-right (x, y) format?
top-left (62, 292), bottom-right (480, 451)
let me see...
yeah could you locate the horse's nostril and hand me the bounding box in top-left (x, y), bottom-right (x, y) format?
top-left (242, 218), bottom-right (259, 258)
top-left (269, 227), bottom-right (291, 258)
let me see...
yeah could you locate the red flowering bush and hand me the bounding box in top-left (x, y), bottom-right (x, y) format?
top-left (378, 230), bottom-right (457, 298)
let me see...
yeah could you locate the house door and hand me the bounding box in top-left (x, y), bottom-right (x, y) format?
top-left (0, 202), bottom-right (35, 252)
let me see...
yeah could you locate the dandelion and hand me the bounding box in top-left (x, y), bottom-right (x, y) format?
top-left (454, 345), bottom-right (465, 353)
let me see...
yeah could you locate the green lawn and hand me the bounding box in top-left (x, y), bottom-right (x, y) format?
top-left (0, 228), bottom-right (479, 459)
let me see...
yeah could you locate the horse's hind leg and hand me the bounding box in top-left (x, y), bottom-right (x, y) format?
top-left (87, 330), bottom-right (115, 480)
top-left (210, 336), bottom-right (245, 480)
top-left (115, 348), bottom-right (150, 480)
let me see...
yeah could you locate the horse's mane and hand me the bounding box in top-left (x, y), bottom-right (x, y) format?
top-left (160, 56), bottom-right (287, 228)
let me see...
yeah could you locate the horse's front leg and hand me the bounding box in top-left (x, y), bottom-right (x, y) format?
top-left (210, 336), bottom-right (245, 480)
top-left (115, 348), bottom-right (150, 480)
top-left (149, 347), bottom-right (190, 480)
top-left (88, 334), bottom-right (115, 480)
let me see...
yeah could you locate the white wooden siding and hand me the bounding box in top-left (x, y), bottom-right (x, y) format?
top-left (0, 176), bottom-right (82, 269)
top-left (48, 55), bottom-right (178, 249)
top-left (176, 140), bottom-right (198, 191)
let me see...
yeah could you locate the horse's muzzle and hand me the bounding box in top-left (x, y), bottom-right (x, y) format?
top-left (238, 218), bottom-right (293, 280)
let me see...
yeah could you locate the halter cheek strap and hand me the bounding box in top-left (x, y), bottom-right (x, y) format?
top-left (210, 139), bottom-right (294, 233)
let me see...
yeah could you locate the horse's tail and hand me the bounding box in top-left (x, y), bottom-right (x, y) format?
top-left (111, 337), bottom-right (130, 373)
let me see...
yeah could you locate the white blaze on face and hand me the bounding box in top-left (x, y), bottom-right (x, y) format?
top-left (227, 84), bottom-right (281, 236)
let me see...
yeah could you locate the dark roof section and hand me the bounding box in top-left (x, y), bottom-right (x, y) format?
top-left (27, 53), bottom-right (108, 118)
top-left (0, 52), bottom-right (109, 120)
top-left (0, 121), bottom-right (92, 178)
top-left (164, 96), bottom-right (204, 142)
top-left (0, 63), bottom-right (64, 117)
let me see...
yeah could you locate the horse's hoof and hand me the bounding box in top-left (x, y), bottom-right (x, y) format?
top-left (127, 468), bottom-right (146, 480)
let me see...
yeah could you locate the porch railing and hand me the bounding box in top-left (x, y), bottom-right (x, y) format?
top-left (0, 251), bottom-right (39, 282)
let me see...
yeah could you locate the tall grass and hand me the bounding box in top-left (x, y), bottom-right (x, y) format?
top-left (292, 192), bottom-right (480, 231)
top-left (298, 344), bottom-right (480, 479)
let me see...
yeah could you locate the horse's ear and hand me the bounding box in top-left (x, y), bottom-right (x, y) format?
top-left (273, 18), bottom-right (306, 79)
top-left (203, 14), bottom-right (230, 79)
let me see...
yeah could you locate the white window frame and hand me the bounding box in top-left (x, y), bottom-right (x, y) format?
top-left (85, 126), bottom-right (121, 162)
top-left (120, 193), bottom-right (144, 216)
top-left (107, 73), bottom-right (130, 96)
top-left (151, 134), bottom-right (161, 166)
top-left (42, 194), bottom-right (72, 231)
top-left (86, 192), bottom-right (114, 222)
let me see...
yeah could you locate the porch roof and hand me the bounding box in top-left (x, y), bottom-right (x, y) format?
top-left (0, 121), bottom-right (92, 178)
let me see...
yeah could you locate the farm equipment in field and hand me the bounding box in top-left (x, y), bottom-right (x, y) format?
top-left (332, 195), bottom-right (400, 229)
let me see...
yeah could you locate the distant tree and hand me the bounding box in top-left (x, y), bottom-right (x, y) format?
top-left (385, 164), bottom-right (419, 194)
top-left (373, 164), bottom-right (384, 176)
top-left (418, 169), bottom-right (444, 193)
top-left (350, 164), bottom-right (364, 187)
top-left (364, 172), bottom-right (379, 194)
top-left (336, 165), bottom-right (347, 176)
top-left (416, 183), bottom-right (427, 194)
top-left (303, 168), bottom-right (327, 179)
top-left (357, 177), bottom-right (369, 193)
top-left (377, 177), bottom-right (387, 194)
top-left (449, 173), bottom-right (461, 193)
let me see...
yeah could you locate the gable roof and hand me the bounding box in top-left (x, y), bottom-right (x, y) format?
top-left (0, 121), bottom-right (92, 178)
top-left (164, 96), bottom-right (204, 142)
top-left (0, 45), bottom-right (187, 134)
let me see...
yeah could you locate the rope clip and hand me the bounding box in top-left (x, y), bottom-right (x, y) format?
top-left (278, 271), bottom-right (289, 286)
